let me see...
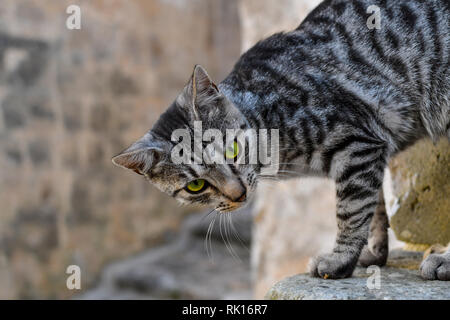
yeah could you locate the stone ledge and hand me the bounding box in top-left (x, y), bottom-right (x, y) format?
top-left (265, 250), bottom-right (450, 300)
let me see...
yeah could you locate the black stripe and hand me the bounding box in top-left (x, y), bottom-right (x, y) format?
top-left (152, 102), bottom-right (191, 141)
top-left (351, 145), bottom-right (384, 158)
top-left (427, 5), bottom-right (442, 61)
top-left (305, 29), bottom-right (333, 45)
top-left (334, 22), bottom-right (353, 48)
top-left (350, 0), bottom-right (366, 21)
top-left (337, 183), bottom-right (369, 201)
top-left (335, 235), bottom-right (366, 249)
top-left (322, 135), bottom-right (382, 174)
top-left (307, 16), bottom-right (334, 26)
top-left (286, 149), bottom-right (304, 163)
top-left (347, 188), bottom-right (377, 202)
top-left (347, 47), bottom-right (386, 80)
top-left (172, 188), bottom-right (183, 197)
top-left (324, 112), bottom-right (340, 131)
top-left (354, 170), bottom-right (383, 188)
top-left (335, 238), bottom-right (359, 247)
top-left (386, 57), bottom-right (410, 82)
top-left (369, 30), bottom-right (386, 59)
top-left (337, 210), bottom-right (360, 221)
top-left (349, 200), bottom-right (379, 214)
top-left (282, 97), bottom-right (299, 118)
top-left (332, 2), bottom-right (347, 15)
top-left (300, 90), bottom-right (309, 107)
top-left (426, 5), bottom-right (443, 86)
top-left (336, 156), bottom-right (383, 184)
top-left (303, 108), bottom-right (325, 145)
top-left (399, 4), bottom-right (417, 30)
top-left (330, 83), bottom-right (395, 139)
top-left (385, 29), bottom-right (399, 50)
top-left (349, 212), bottom-right (374, 229)
top-left (300, 118), bottom-right (314, 164)
top-left (186, 167), bottom-right (198, 178)
top-left (276, 109), bottom-right (289, 162)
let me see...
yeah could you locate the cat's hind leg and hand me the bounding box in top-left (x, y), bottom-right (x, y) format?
top-left (358, 190), bottom-right (389, 267)
top-left (420, 243), bottom-right (450, 281)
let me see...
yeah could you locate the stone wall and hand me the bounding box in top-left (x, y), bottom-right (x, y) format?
top-left (385, 139), bottom-right (450, 249)
top-left (0, 0), bottom-right (241, 299)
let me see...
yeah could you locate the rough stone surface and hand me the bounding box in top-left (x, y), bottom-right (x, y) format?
top-left (386, 139), bottom-right (450, 246)
top-left (80, 209), bottom-right (253, 300)
top-left (266, 250), bottom-right (450, 300)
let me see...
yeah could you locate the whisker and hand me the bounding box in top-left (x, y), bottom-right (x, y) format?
top-left (225, 213), bottom-right (242, 262)
top-left (227, 213), bottom-right (250, 253)
top-left (276, 170), bottom-right (304, 175)
top-left (219, 214), bottom-right (240, 261)
top-left (259, 169), bottom-right (305, 177)
top-left (205, 214), bottom-right (217, 261)
top-left (264, 162), bottom-right (306, 167)
top-left (201, 208), bottom-right (216, 221)
top-left (257, 173), bottom-right (300, 180)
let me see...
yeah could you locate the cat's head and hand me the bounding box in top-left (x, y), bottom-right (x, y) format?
top-left (112, 65), bottom-right (259, 212)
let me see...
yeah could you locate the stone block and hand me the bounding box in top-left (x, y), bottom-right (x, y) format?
top-left (266, 250), bottom-right (449, 300)
top-left (386, 139), bottom-right (450, 246)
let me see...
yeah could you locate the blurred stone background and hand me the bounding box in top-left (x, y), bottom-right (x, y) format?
top-left (0, 0), bottom-right (241, 299)
top-left (0, 0), bottom-right (448, 300)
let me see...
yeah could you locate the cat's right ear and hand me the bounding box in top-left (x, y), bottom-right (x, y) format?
top-left (179, 65), bottom-right (220, 119)
top-left (112, 133), bottom-right (164, 175)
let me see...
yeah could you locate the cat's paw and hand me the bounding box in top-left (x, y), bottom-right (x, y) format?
top-left (309, 252), bottom-right (358, 279)
top-left (358, 242), bottom-right (388, 267)
top-left (420, 253), bottom-right (450, 281)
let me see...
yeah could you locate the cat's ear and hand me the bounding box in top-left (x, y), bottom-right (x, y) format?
top-left (190, 64), bottom-right (219, 98)
top-left (112, 133), bottom-right (164, 175)
top-left (182, 65), bottom-right (220, 117)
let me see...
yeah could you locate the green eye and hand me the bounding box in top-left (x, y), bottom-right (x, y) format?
top-left (225, 141), bottom-right (240, 160)
top-left (186, 179), bottom-right (207, 193)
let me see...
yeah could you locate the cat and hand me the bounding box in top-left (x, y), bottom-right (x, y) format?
top-left (113, 0), bottom-right (449, 280)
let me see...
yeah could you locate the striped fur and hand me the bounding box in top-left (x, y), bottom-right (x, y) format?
top-left (219, 0), bottom-right (449, 279)
top-left (114, 0), bottom-right (450, 279)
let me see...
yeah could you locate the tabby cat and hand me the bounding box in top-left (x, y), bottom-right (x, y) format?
top-left (113, 0), bottom-right (450, 280)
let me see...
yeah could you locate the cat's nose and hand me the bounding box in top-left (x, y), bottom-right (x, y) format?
top-left (235, 191), bottom-right (247, 202)
top-left (223, 180), bottom-right (246, 202)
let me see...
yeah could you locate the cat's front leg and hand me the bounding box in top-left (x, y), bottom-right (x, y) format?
top-left (310, 152), bottom-right (386, 279)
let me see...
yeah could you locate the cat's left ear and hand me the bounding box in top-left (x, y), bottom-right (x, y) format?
top-left (112, 133), bottom-right (165, 175)
top-left (183, 65), bottom-right (220, 117)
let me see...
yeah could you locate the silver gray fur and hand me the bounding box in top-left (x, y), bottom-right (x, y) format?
top-left (114, 0), bottom-right (449, 280)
